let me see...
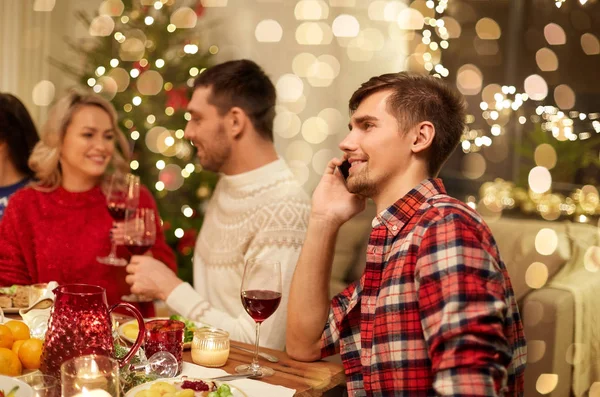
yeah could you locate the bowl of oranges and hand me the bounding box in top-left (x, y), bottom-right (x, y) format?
top-left (0, 320), bottom-right (43, 377)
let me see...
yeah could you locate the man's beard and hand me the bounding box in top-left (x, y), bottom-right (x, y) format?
top-left (347, 166), bottom-right (378, 198)
top-left (199, 123), bottom-right (231, 173)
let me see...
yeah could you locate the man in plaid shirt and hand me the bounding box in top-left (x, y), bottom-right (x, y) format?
top-left (286, 72), bottom-right (527, 396)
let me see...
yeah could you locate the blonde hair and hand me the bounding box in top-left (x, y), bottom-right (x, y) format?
top-left (29, 89), bottom-right (130, 192)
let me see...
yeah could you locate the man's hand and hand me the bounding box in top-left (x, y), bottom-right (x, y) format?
top-left (311, 156), bottom-right (366, 227)
top-left (125, 256), bottom-right (182, 301)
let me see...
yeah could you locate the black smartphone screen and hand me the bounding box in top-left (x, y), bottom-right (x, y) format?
top-left (339, 160), bottom-right (350, 180)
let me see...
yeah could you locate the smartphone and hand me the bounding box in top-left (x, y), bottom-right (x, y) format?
top-left (338, 160), bottom-right (350, 181)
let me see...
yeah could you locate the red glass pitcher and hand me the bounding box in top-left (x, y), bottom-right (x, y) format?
top-left (40, 284), bottom-right (145, 377)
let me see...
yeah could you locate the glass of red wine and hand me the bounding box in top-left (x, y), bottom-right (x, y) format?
top-left (97, 173), bottom-right (140, 266)
top-left (122, 207), bottom-right (156, 302)
top-left (235, 258), bottom-right (282, 377)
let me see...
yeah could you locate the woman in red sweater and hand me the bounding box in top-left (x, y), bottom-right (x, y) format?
top-left (0, 90), bottom-right (176, 317)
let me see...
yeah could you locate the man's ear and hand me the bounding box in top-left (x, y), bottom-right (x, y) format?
top-left (411, 121), bottom-right (435, 154)
top-left (228, 107), bottom-right (247, 139)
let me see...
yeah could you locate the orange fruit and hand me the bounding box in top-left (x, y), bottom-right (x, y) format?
top-left (0, 324), bottom-right (14, 349)
top-left (12, 339), bottom-right (25, 356)
top-left (18, 338), bottom-right (44, 370)
top-left (0, 347), bottom-right (22, 376)
top-left (5, 321), bottom-right (30, 341)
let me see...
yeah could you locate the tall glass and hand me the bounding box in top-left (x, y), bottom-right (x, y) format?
top-left (121, 208), bottom-right (156, 302)
top-left (235, 259), bottom-right (282, 377)
top-left (97, 173), bottom-right (140, 266)
top-left (61, 355), bottom-right (120, 397)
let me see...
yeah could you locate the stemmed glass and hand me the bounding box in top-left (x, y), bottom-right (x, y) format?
top-left (122, 207), bottom-right (156, 302)
top-left (235, 258), bottom-right (282, 377)
top-left (97, 173), bottom-right (140, 266)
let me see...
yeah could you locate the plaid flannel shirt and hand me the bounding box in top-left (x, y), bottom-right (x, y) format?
top-left (321, 178), bottom-right (527, 396)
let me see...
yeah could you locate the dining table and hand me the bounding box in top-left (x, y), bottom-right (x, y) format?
top-left (5, 312), bottom-right (347, 397)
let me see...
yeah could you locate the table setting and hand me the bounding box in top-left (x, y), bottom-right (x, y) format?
top-left (0, 282), bottom-right (344, 397)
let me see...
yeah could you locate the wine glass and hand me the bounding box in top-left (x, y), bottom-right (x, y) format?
top-left (235, 258), bottom-right (282, 377)
top-left (122, 208), bottom-right (156, 303)
top-left (98, 173), bottom-right (140, 266)
top-left (127, 351), bottom-right (179, 378)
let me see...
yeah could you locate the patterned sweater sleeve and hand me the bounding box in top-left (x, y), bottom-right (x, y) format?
top-left (167, 198), bottom-right (310, 350)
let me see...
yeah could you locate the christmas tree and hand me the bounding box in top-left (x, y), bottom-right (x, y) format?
top-left (53, 0), bottom-right (218, 283)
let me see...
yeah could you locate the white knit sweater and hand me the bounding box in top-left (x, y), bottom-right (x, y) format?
top-left (166, 159), bottom-right (311, 350)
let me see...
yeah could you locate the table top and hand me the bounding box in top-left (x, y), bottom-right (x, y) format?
top-left (184, 341), bottom-right (346, 397)
top-left (4, 313), bottom-right (346, 397)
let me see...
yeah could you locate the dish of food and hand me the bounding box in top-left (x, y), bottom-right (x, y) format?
top-left (118, 316), bottom-right (207, 349)
top-left (0, 286), bottom-right (29, 313)
top-left (0, 376), bottom-right (34, 397)
top-left (125, 377), bottom-right (246, 397)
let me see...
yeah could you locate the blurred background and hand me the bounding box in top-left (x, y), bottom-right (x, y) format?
top-left (2, 1), bottom-right (600, 395)
top-left (0, 0), bottom-right (598, 291)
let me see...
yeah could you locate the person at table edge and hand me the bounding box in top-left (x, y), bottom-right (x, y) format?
top-left (286, 72), bottom-right (527, 396)
top-left (0, 90), bottom-right (176, 317)
top-left (124, 59), bottom-right (311, 350)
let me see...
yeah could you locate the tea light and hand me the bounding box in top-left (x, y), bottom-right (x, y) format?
top-left (191, 328), bottom-right (230, 367)
top-left (72, 389), bottom-right (113, 397)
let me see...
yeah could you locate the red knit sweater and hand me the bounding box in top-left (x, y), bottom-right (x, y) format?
top-left (0, 185), bottom-right (176, 317)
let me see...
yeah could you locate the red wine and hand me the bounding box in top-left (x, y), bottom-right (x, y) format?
top-left (241, 290), bottom-right (281, 323)
top-left (107, 203), bottom-right (126, 220)
top-left (125, 244), bottom-right (152, 255)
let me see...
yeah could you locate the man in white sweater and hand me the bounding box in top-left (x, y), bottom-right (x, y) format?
top-left (125, 60), bottom-right (311, 350)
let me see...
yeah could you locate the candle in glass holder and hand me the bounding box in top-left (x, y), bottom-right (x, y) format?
top-left (61, 355), bottom-right (119, 397)
top-left (191, 328), bottom-right (230, 367)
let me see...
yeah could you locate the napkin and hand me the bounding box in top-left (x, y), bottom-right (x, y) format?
top-left (19, 281), bottom-right (58, 337)
top-left (181, 362), bottom-right (296, 397)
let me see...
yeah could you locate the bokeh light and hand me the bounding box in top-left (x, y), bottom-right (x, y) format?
top-left (461, 153), bottom-right (486, 179)
top-left (544, 23), bottom-right (566, 45)
top-left (553, 84), bottom-right (576, 110)
top-left (137, 70), bottom-right (164, 96)
top-left (534, 144), bottom-right (557, 169)
top-left (273, 109), bottom-right (301, 138)
top-left (170, 7), bottom-right (197, 28)
top-left (89, 15), bottom-right (115, 36)
top-left (312, 148), bottom-right (335, 174)
top-left (396, 8), bottom-right (424, 30)
top-left (581, 33), bottom-right (600, 55)
top-left (301, 117), bottom-right (329, 144)
top-left (332, 14), bottom-right (360, 37)
top-left (536, 374), bottom-right (559, 395)
top-left (285, 140), bottom-right (314, 165)
top-left (456, 64), bottom-right (483, 95)
top-left (294, 0), bottom-right (329, 20)
top-left (524, 74), bottom-right (548, 101)
top-left (535, 228), bottom-right (558, 256)
top-left (525, 262), bottom-right (549, 289)
top-left (475, 18), bottom-right (501, 40)
top-left (32, 80), bottom-right (55, 106)
top-left (535, 48), bottom-right (559, 71)
top-left (528, 166), bottom-right (552, 194)
top-left (255, 19), bottom-right (283, 42)
top-left (276, 74), bottom-right (304, 102)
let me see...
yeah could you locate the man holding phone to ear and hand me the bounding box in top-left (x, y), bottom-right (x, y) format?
top-left (286, 72), bottom-right (526, 396)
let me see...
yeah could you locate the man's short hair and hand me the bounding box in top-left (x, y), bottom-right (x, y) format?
top-left (349, 72), bottom-right (467, 177)
top-left (194, 59), bottom-right (276, 141)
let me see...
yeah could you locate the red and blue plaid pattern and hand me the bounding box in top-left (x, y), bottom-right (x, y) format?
top-left (321, 179), bottom-right (527, 396)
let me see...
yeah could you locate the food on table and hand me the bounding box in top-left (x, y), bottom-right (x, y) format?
top-left (0, 321), bottom-right (42, 374)
top-left (0, 347), bottom-right (22, 376)
top-left (121, 316), bottom-right (200, 344)
top-left (0, 386), bottom-right (19, 397)
top-left (169, 315), bottom-right (199, 344)
top-left (0, 286), bottom-right (29, 308)
top-left (133, 379), bottom-right (233, 397)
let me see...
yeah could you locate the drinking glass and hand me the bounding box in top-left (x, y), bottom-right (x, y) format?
top-left (97, 173), bottom-right (140, 266)
top-left (121, 208), bottom-right (156, 303)
top-left (127, 351), bottom-right (179, 378)
top-left (17, 374), bottom-right (59, 397)
top-left (235, 258), bottom-right (282, 377)
top-left (61, 355), bottom-right (120, 397)
top-left (144, 319), bottom-right (185, 375)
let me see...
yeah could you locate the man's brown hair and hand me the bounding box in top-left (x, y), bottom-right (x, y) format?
top-left (194, 59), bottom-right (276, 141)
top-left (349, 72), bottom-right (467, 177)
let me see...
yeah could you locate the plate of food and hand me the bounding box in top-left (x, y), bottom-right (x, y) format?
top-left (125, 377), bottom-right (247, 397)
top-left (0, 286), bottom-right (30, 314)
top-left (118, 315), bottom-right (208, 349)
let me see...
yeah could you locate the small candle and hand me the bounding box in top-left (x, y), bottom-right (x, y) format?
top-left (72, 389), bottom-right (114, 397)
top-left (191, 328), bottom-right (230, 368)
